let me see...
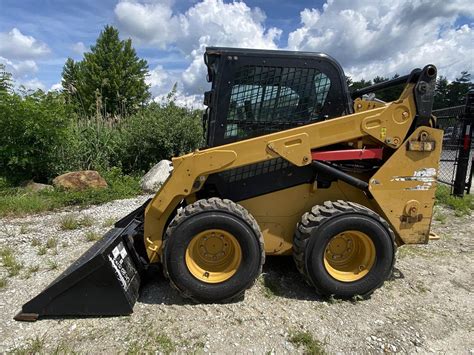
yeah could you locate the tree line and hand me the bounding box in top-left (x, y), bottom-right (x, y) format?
top-left (347, 71), bottom-right (473, 109)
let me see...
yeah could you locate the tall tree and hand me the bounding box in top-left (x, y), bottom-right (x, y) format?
top-left (62, 25), bottom-right (150, 118)
top-left (0, 63), bottom-right (13, 93)
top-left (446, 71), bottom-right (472, 107)
top-left (61, 58), bottom-right (83, 110)
top-left (433, 76), bottom-right (449, 109)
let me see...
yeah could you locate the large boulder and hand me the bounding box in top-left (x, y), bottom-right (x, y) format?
top-left (53, 171), bottom-right (108, 191)
top-left (140, 160), bottom-right (173, 193)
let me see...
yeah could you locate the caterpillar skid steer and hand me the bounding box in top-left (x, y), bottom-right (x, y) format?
top-left (15, 47), bottom-right (442, 321)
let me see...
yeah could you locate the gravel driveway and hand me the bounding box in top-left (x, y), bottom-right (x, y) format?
top-left (1, 196), bottom-right (473, 353)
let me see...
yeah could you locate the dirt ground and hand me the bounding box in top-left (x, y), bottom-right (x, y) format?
top-left (0, 196), bottom-right (473, 354)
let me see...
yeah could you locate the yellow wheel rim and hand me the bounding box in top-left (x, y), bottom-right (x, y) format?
top-left (323, 230), bottom-right (376, 282)
top-left (185, 229), bottom-right (242, 283)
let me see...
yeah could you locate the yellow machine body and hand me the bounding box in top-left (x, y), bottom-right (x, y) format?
top-left (143, 84), bottom-right (442, 263)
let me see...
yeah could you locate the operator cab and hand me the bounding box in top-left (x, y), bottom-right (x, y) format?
top-left (203, 47), bottom-right (353, 148)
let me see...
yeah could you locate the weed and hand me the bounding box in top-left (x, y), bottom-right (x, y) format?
top-left (0, 277), bottom-right (6, 288)
top-left (102, 217), bottom-right (116, 228)
top-left (46, 236), bottom-right (58, 249)
top-left (31, 237), bottom-right (41, 247)
top-left (37, 246), bottom-right (47, 256)
top-left (351, 294), bottom-right (365, 302)
top-left (414, 281), bottom-right (430, 293)
top-left (13, 336), bottom-right (45, 354)
top-left (0, 247), bottom-right (23, 276)
top-left (434, 212), bottom-right (447, 224)
top-left (19, 224), bottom-right (29, 234)
top-left (289, 331), bottom-right (326, 354)
top-left (59, 214), bottom-right (80, 230)
top-left (155, 334), bottom-right (175, 354)
top-left (260, 275), bottom-right (282, 299)
top-left (126, 341), bottom-right (141, 354)
top-left (85, 230), bottom-right (101, 242)
top-left (61, 241), bottom-right (69, 248)
top-left (2, 225), bottom-right (16, 238)
top-left (81, 215), bottom-right (95, 227)
top-left (47, 259), bottom-right (59, 270)
top-left (436, 185), bottom-right (473, 216)
top-left (24, 265), bottom-right (40, 279)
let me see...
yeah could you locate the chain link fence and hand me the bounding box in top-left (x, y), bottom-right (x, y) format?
top-left (433, 92), bottom-right (473, 195)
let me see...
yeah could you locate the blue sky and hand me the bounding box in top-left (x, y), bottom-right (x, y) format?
top-left (0, 0), bottom-right (472, 103)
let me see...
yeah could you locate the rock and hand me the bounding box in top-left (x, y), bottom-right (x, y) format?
top-left (140, 160), bottom-right (173, 193)
top-left (53, 171), bottom-right (108, 191)
top-left (23, 180), bottom-right (54, 192)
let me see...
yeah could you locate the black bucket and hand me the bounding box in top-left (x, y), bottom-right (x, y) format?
top-left (14, 203), bottom-right (149, 321)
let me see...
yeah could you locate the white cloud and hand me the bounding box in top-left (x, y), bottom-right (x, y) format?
top-left (115, 1), bottom-right (181, 48)
top-left (72, 42), bottom-right (87, 55)
top-left (50, 82), bottom-right (63, 91)
top-left (0, 56), bottom-right (38, 77)
top-left (0, 28), bottom-right (50, 60)
top-left (287, 0), bottom-right (474, 80)
top-left (114, 0), bottom-right (473, 105)
top-left (19, 78), bottom-right (46, 92)
top-left (115, 0), bottom-right (281, 99)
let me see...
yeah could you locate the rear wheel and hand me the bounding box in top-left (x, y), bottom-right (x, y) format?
top-left (163, 198), bottom-right (264, 303)
top-left (293, 200), bottom-right (396, 298)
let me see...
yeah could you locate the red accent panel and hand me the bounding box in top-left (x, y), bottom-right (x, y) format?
top-left (463, 134), bottom-right (470, 151)
top-left (311, 148), bottom-right (383, 161)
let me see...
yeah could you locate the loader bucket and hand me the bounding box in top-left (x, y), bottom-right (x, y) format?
top-left (14, 202), bottom-right (149, 322)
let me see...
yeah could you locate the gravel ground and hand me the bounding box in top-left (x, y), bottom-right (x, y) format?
top-left (0, 196), bottom-right (473, 354)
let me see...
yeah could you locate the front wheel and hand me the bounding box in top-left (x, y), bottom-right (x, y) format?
top-left (293, 200), bottom-right (396, 298)
top-left (163, 198), bottom-right (264, 303)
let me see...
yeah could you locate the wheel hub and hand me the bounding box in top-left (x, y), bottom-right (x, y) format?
top-left (323, 231), bottom-right (376, 282)
top-left (185, 229), bottom-right (242, 283)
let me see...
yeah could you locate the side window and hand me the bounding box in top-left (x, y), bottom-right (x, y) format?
top-left (225, 65), bottom-right (332, 139)
top-left (309, 72), bottom-right (331, 120)
top-left (226, 84), bottom-right (300, 138)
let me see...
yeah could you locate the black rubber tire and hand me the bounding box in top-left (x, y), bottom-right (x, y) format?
top-left (163, 198), bottom-right (264, 303)
top-left (293, 200), bottom-right (396, 298)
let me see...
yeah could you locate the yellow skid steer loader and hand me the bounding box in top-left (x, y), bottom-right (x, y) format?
top-left (15, 47), bottom-right (442, 321)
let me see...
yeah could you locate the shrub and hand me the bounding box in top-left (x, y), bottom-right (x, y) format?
top-left (118, 102), bottom-right (203, 172)
top-left (0, 91), bottom-right (71, 182)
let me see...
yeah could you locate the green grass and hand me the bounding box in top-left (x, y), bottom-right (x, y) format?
top-left (436, 185), bottom-right (473, 216)
top-left (59, 215), bottom-right (80, 230)
top-left (0, 247), bottom-right (23, 277)
top-left (24, 265), bottom-right (40, 279)
top-left (12, 336), bottom-right (45, 354)
top-left (0, 169), bottom-right (141, 217)
top-left (0, 277), bottom-right (6, 288)
top-left (81, 215), bottom-right (95, 227)
top-left (85, 230), bottom-right (101, 242)
top-left (102, 217), bottom-right (116, 227)
top-left (126, 333), bottom-right (175, 354)
top-left (47, 259), bottom-right (59, 270)
top-left (46, 236), bottom-right (58, 249)
top-left (19, 224), bottom-right (29, 234)
top-left (154, 334), bottom-right (175, 353)
top-left (289, 331), bottom-right (326, 354)
top-left (31, 237), bottom-right (41, 247)
top-left (434, 212), bottom-right (447, 224)
top-left (60, 215), bottom-right (99, 231)
top-left (37, 245), bottom-right (47, 256)
top-left (260, 276), bottom-right (282, 299)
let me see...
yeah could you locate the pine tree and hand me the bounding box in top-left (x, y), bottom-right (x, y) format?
top-left (446, 71), bottom-right (472, 107)
top-left (61, 58), bottom-right (83, 110)
top-left (433, 76), bottom-right (449, 109)
top-left (61, 25), bottom-right (150, 118)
